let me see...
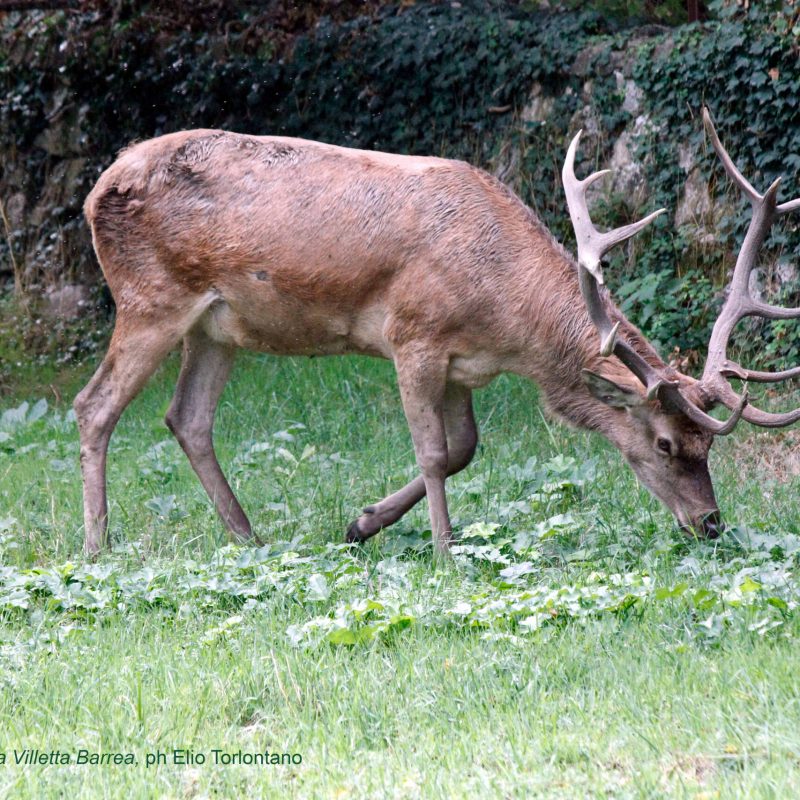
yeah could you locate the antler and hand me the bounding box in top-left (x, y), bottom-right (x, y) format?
top-left (699, 107), bottom-right (800, 428)
top-left (562, 130), bottom-right (748, 435)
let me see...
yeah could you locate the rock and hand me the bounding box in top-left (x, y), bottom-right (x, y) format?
top-left (748, 267), bottom-right (766, 304)
top-left (614, 71), bottom-right (643, 116)
top-left (674, 167), bottom-right (713, 230)
top-left (29, 158), bottom-right (87, 227)
top-left (571, 42), bottom-right (615, 77)
top-left (44, 284), bottom-right (90, 321)
top-left (775, 259), bottom-right (798, 288)
top-left (4, 192), bottom-right (26, 230)
top-left (608, 130), bottom-right (644, 201)
top-left (675, 141), bottom-right (718, 239)
top-left (572, 37), bottom-right (661, 80)
top-left (569, 103), bottom-right (603, 141)
top-left (496, 83), bottom-right (555, 188)
top-left (677, 142), bottom-right (695, 172)
top-left (652, 35), bottom-right (676, 63)
top-left (33, 88), bottom-right (90, 157)
top-left (586, 114), bottom-right (655, 208)
top-left (520, 82), bottom-right (554, 125)
top-left (492, 140), bottom-right (520, 190)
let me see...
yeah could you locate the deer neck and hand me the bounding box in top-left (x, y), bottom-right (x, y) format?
top-left (508, 239), bottom-right (655, 441)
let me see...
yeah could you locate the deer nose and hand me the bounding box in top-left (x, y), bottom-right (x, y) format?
top-left (700, 511), bottom-right (723, 540)
top-left (680, 512), bottom-right (723, 539)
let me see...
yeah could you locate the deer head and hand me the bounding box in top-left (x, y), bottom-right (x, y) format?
top-left (562, 108), bottom-right (800, 536)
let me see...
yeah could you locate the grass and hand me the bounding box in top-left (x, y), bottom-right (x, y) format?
top-left (1, 350), bottom-right (799, 798)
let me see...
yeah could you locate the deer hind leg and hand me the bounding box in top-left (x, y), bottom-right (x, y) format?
top-left (74, 319), bottom-right (184, 556)
top-left (165, 329), bottom-right (257, 543)
top-left (346, 379), bottom-right (477, 551)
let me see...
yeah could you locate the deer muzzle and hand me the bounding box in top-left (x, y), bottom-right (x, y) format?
top-left (680, 509), bottom-right (724, 540)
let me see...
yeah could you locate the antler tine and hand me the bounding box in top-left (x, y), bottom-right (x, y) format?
top-left (660, 382), bottom-right (748, 436)
top-left (699, 108), bottom-right (800, 429)
top-left (748, 300), bottom-right (800, 320)
top-left (598, 208), bottom-right (669, 257)
top-left (564, 124), bottom-right (759, 436)
top-left (720, 362), bottom-right (800, 383)
top-left (562, 130), bottom-right (604, 283)
top-left (702, 107), bottom-right (761, 205)
top-left (563, 130), bottom-right (666, 284)
top-left (778, 197), bottom-right (800, 215)
top-left (564, 131), bottom-right (678, 398)
top-left (713, 381), bottom-right (800, 428)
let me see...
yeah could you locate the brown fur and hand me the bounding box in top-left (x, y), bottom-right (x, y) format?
top-left (75, 130), bottom-right (720, 556)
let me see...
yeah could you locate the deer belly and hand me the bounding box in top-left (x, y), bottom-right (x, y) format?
top-left (447, 352), bottom-right (502, 388)
top-left (200, 295), bottom-right (389, 358)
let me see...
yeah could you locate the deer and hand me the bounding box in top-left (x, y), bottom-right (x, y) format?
top-left (75, 108), bottom-right (800, 556)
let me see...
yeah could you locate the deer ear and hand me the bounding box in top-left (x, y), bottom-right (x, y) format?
top-left (581, 369), bottom-right (645, 408)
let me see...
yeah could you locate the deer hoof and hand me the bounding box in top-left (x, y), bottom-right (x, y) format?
top-left (345, 507), bottom-right (381, 543)
top-left (231, 529), bottom-right (262, 547)
top-left (345, 519), bottom-right (367, 543)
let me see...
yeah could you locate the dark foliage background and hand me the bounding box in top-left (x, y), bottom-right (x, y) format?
top-left (0, 0), bottom-right (798, 372)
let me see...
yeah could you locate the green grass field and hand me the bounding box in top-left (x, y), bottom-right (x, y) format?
top-left (1, 351), bottom-right (799, 798)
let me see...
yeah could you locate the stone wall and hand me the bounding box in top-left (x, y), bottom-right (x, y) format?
top-left (1, 6), bottom-right (795, 322)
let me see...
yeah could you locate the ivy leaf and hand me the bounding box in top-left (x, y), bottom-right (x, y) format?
top-left (327, 628), bottom-right (357, 646)
top-left (307, 573), bottom-right (330, 601)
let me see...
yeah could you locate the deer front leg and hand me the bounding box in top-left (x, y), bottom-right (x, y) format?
top-left (378, 349), bottom-right (453, 553)
top-left (346, 382), bottom-right (477, 543)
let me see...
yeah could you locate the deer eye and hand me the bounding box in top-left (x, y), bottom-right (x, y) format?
top-left (656, 437), bottom-right (672, 455)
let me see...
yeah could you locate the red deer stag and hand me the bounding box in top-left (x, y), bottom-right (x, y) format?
top-left (75, 108), bottom-right (800, 556)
